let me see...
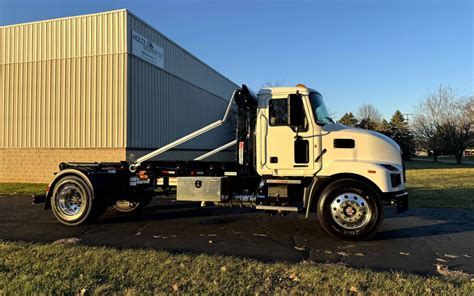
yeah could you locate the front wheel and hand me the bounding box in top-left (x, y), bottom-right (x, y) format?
top-left (317, 179), bottom-right (383, 241)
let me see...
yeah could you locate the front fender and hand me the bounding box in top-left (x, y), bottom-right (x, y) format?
top-left (317, 160), bottom-right (405, 193)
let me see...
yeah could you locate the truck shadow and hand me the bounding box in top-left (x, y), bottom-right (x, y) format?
top-left (374, 208), bottom-right (474, 240)
top-left (98, 202), bottom-right (474, 241)
top-left (99, 202), bottom-right (250, 224)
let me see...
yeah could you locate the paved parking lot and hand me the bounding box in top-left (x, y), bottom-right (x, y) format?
top-left (0, 195), bottom-right (473, 275)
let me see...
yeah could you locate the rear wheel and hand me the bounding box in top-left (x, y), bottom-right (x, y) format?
top-left (50, 175), bottom-right (106, 226)
top-left (112, 194), bottom-right (153, 213)
top-left (113, 192), bottom-right (154, 213)
top-left (317, 179), bottom-right (383, 241)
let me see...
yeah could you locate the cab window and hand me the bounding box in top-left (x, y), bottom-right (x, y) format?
top-left (269, 99), bottom-right (288, 126)
top-left (269, 96), bottom-right (308, 130)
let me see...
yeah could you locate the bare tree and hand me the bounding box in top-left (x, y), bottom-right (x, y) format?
top-left (356, 104), bottom-right (382, 130)
top-left (441, 96), bottom-right (474, 163)
top-left (412, 86), bottom-right (474, 163)
top-left (411, 112), bottom-right (444, 161)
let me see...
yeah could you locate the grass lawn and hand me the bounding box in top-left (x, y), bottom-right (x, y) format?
top-left (414, 155), bottom-right (474, 162)
top-left (0, 241), bottom-right (472, 295)
top-left (405, 160), bottom-right (474, 209)
top-left (0, 183), bottom-right (47, 195)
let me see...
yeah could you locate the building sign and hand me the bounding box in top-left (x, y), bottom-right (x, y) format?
top-left (132, 31), bottom-right (164, 69)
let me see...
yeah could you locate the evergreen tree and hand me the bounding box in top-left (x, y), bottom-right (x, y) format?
top-left (338, 112), bottom-right (359, 127)
top-left (389, 110), bottom-right (413, 159)
top-left (376, 119), bottom-right (391, 135)
top-left (358, 118), bottom-right (379, 130)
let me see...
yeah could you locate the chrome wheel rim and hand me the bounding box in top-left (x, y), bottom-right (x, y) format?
top-left (330, 192), bottom-right (372, 230)
top-left (57, 184), bottom-right (84, 217)
top-left (114, 200), bottom-right (139, 211)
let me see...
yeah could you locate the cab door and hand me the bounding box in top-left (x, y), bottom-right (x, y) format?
top-left (259, 93), bottom-right (317, 176)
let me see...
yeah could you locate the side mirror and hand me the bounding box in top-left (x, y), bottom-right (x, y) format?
top-left (288, 94), bottom-right (305, 128)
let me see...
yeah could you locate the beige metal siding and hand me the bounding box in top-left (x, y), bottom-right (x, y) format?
top-left (0, 10), bottom-right (127, 64)
top-left (0, 9), bottom-right (238, 152)
top-left (0, 10), bottom-right (128, 148)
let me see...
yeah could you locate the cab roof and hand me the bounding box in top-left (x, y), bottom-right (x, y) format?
top-left (257, 85), bottom-right (319, 96)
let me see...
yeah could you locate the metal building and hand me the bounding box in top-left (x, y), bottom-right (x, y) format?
top-left (0, 9), bottom-right (238, 183)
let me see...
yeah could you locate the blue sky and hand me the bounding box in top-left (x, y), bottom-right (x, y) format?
top-left (1, 0), bottom-right (472, 120)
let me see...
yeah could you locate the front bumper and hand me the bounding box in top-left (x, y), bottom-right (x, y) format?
top-left (381, 190), bottom-right (408, 213)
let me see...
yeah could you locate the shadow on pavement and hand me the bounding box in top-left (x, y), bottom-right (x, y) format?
top-left (375, 208), bottom-right (474, 240)
top-left (98, 203), bottom-right (250, 225)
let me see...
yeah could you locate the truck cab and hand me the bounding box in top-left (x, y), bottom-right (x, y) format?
top-left (253, 84), bottom-right (408, 239)
top-left (256, 85), bottom-right (324, 176)
top-left (256, 84), bottom-right (405, 194)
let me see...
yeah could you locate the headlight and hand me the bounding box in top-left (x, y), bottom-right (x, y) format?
top-left (379, 164), bottom-right (399, 171)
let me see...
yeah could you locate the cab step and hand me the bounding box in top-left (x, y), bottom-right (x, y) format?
top-left (255, 205), bottom-right (299, 212)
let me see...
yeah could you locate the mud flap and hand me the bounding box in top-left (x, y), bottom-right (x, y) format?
top-left (396, 192), bottom-right (409, 213)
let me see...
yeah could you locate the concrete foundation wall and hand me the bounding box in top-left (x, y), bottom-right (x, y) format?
top-left (0, 148), bottom-right (125, 183)
top-left (0, 147), bottom-right (234, 183)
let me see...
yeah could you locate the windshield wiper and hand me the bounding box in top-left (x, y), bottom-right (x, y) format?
top-left (325, 117), bottom-right (335, 124)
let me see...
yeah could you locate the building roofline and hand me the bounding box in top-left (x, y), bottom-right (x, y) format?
top-left (0, 8), bottom-right (239, 92)
top-left (0, 8), bottom-right (128, 28)
top-left (125, 9), bottom-right (239, 90)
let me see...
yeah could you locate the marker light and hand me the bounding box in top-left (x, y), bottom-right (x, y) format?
top-left (137, 171), bottom-right (149, 180)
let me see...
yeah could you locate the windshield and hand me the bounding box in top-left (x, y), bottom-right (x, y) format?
top-left (309, 92), bottom-right (332, 125)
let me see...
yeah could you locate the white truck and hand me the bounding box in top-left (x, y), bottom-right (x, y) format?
top-left (37, 84), bottom-right (408, 241)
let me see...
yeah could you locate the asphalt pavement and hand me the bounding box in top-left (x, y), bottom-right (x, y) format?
top-left (0, 195), bottom-right (473, 276)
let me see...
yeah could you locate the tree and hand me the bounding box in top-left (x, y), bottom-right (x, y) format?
top-left (356, 104), bottom-right (382, 130)
top-left (412, 113), bottom-right (444, 161)
top-left (338, 112), bottom-right (359, 127)
top-left (376, 119), bottom-right (390, 135)
top-left (438, 96), bottom-right (474, 163)
top-left (388, 110), bottom-right (414, 159)
top-left (412, 86), bottom-right (473, 163)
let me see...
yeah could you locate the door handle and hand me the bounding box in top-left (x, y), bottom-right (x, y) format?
top-left (315, 149), bottom-right (327, 162)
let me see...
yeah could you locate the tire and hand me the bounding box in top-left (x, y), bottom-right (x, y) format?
top-left (50, 175), bottom-right (107, 226)
top-left (112, 194), bottom-right (153, 213)
top-left (316, 178), bottom-right (383, 241)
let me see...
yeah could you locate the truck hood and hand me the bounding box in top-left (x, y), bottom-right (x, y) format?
top-left (321, 123), bottom-right (402, 166)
